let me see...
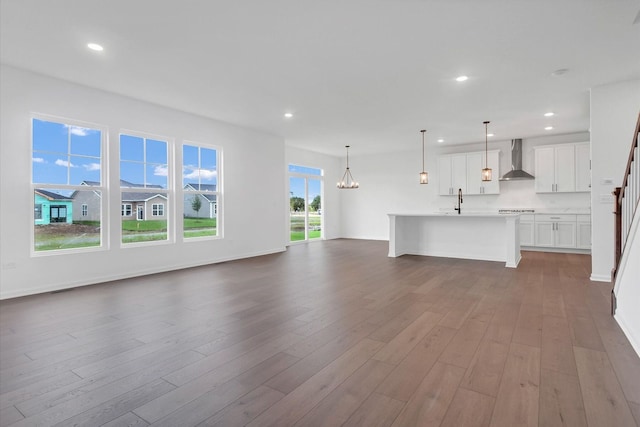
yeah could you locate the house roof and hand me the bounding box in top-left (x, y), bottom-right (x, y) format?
top-left (121, 192), bottom-right (168, 202)
top-left (184, 183), bottom-right (216, 192)
top-left (35, 189), bottom-right (73, 201)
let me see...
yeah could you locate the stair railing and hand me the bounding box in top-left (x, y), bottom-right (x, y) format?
top-left (612, 111), bottom-right (640, 314)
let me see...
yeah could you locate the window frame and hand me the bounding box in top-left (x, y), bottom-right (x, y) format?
top-left (30, 114), bottom-right (107, 256)
top-left (81, 204), bottom-right (88, 217)
top-left (181, 141), bottom-right (222, 241)
top-left (119, 129), bottom-right (172, 247)
top-left (152, 203), bottom-right (164, 216)
top-left (288, 163), bottom-right (324, 244)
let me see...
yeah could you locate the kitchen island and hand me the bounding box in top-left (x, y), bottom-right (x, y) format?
top-left (388, 213), bottom-right (521, 268)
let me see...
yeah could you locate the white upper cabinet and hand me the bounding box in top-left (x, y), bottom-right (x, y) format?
top-left (438, 154), bottom-right (467, 195)
top-left (534, 142), bottom-right (590, 193)
top-left (440, 150), bottom-right (499, 196)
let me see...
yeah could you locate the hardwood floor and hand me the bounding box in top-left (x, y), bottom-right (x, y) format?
top-left (1, 239), bottom-right (639, 426)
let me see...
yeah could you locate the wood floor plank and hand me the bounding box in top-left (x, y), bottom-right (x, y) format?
top-left (438, 319), bottom-right (489, 368)
top-left (390, 361), bottom-right (465, 427)
top-left (293, 359), bottom-right (395, 426)
top-left (267, 321), bottom-right (378, 394)
top-left (489, 343), bottom-right (540, 427)
top-left (198, 385), bottom-right (285, 427)
top-left (460, 338), bottom-right (509, 397)
top-left (341, 392), bottom-right (405, 427)
top-left (440, 387), bottom-right (495, 427)
top-left (371, 310), bottom-right (443, 365)
top-left (512, 303), bottom-right (543, 348)
top-left (100, 412), bottom-right (149, 427)
top-left (541, 315), bottom-right (578, 376)
top-left (539, 368), bottom-right (587, 427)
top-left (1, 242), bottom-right (639, 427)
top-left (376, 325), bottom-right (457, 401)
top-left (567, 310), bottom-right (605, 351)
top-left (246, 338), bottom-right (384, 427)
top-left (574, 346), bottom-right (637, 427)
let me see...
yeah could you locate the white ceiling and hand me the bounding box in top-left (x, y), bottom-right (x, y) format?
top-left (1, 0), bottom-right (639, 156)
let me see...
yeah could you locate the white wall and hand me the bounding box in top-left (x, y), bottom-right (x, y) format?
top-left (0, 66), bottom-right (287, 299)
top-left (590, 79), bottom-right (640, 281)
top-left (285, 146), bottom-right (342, 240)
top-left (340, 133), bottom-right (590, 240)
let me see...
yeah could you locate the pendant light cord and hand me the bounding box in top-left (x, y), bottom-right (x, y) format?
top-left (421, 130), bottom-right (426, 171)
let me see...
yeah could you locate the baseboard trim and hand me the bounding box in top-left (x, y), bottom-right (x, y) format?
top-left (590, 274), bottom-right (612, 282)
top-left (0, 246), bottom-right (287, 300)
top-left (615, 313), bottom-right (640, 358)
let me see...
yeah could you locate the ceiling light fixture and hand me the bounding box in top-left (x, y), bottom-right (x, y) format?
top-left (337, 145), bottom-right (359, 189)
top-left (544, 112), bottom-right (555, 117)
top-left (284, 112), bottom-right (293, 118)
top-left (87, 43), bottom-right (103, 51)
top-left (420, 130), bottom-right (428, 184)
top-left (482, 121), bottom-right (492, 182)
top-left (545, 126), bottom-right (553, 130)
top-left (455, 75), bottom-right (468, 82)
top-left (437, 139), bottom-right (444, 143)
top-left (487, 133), bottom-right (494, 137)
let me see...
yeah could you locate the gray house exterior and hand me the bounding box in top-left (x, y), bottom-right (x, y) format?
top-left (183, 183), bottom-right (217, 218)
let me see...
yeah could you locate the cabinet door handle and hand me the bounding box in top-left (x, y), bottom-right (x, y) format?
top-left (550, 216), bottom-right (561, 219)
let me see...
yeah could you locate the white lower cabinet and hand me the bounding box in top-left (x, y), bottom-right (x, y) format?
top-left (533, 214), bottom-right (578, 249)
top-left (576, 215), bottom-right (592, 249)
top-left (519, 214), bottom-right (535, 246)
top-left (519, 212), bottom-right (589, 251)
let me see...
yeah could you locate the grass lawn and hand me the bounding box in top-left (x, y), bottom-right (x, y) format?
top-left (122, 220), bottom-right (167, 232)
top-left (184, 217), bottom-right (216, 229)
top-left (290, 213), bottom-right (322, 241)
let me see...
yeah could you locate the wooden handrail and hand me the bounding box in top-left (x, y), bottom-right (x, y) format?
top-left (617, 112), bottom-right (640, 206)
top-left (612, 111), bottom-right (640, 315)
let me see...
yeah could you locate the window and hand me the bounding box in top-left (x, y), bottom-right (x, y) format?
top-left (120, 133), bottom-right (169, 244)
top-left (121, 204), bottom-right (132, 216)
top-left (183, 143), bottom-right (219, 239)
top-left (81, 204), bottom-right (88, 216)
top-left (152, 203), bottom-right (164, 216)
top-left (288, 164), bottom-right (323, 242)
top-left (31, 117), bottom-right (103, 252)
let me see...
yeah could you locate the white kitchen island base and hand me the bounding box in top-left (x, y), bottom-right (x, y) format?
top-left (388, 213), bottom-right (521, 268)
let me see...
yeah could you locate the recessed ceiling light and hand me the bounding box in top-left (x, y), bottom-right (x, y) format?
top-left (545, 126), bottom-right (553, 130)
top-left (544, 112), bottom-right (555, 117)
top-left (487, 133), bottom-right (494, 137)
top-left (437, 139), bottom-right (444, 143)
top-left (87, 43), bottom-right (103, 51)
top-left (551, 68), bottom-right (569, 76)
top-left (455, 75), bottom-right (468, 82)
top-left (284, 113), bottom-right (293, 118)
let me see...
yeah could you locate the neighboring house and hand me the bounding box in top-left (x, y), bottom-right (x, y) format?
top-left (72, 180), bottom-right (167, 221)
top-left (183, 183), bottom-right (217, 218)
top-left (71, 180), bottom-right (101, 222)
top-left (121, 192), bottom-right (167, 221)
top-left (34, 189), bottom-right (73, 225)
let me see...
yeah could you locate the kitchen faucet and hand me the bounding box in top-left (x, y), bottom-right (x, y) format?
top-left (454, 188), bottom-right (463, 214)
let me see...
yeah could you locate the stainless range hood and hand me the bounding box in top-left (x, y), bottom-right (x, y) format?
top-left (500, 139), bottom-right (535, 180)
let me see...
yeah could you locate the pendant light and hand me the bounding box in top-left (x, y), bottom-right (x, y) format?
top-left (481, 121), bottom-right (492, 181)
top-left (337, 145), bottom-right (359, 189)
top-left (419, 130), bottom-right (428, 184)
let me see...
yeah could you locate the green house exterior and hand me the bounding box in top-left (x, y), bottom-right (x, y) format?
top-left (34, 190), bottom-right (73, 225)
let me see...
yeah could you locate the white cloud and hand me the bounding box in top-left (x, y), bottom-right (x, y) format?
top-left (32, 157), bottom-right (45, 163)
top-left (83, 163), bottom-right (101, 171)
top-left (183, 168), bottom-right (217, 181)
top-left (55, 159), bottom-right (76, 167)
top-left (69, 126), bottom-right (88, 136)
top-left (154, 165), bottom-right (168, 176)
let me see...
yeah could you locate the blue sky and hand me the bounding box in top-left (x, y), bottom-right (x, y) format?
top-left (32, 118), bottom-right (101, 185)
top-left (289, 165), bottom-right (322, 205)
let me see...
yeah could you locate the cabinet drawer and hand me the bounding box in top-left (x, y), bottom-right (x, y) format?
top-left (535, 214), bottom-right (576, 222)
top-left (520, 214), bottom-right (535, 222)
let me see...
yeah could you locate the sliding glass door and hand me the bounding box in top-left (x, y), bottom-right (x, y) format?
top-left (289, 165), bottom-right (323, 242)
